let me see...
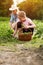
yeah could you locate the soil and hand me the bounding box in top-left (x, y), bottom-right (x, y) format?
top-left (0, 44), bottom-right (43, 65)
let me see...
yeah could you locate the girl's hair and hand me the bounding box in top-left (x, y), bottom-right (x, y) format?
top-left (18, 11), bottom-right (26, 18)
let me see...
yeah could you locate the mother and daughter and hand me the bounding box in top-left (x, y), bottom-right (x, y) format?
top-left (9, 5), bottom-right (36, 38)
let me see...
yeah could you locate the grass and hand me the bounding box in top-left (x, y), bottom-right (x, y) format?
top-left (0, 17), bottom-right (43, 50)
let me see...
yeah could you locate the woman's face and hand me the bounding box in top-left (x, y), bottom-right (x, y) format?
top-left (13, 9), bottom-right (17, 14)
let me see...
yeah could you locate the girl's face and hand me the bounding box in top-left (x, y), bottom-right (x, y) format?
top-left (18, 16), bottom-right (26, 22)
top-left (18, 16), bottom-right (22, 20)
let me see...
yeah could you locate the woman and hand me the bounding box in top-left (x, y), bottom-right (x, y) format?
top-left (9, 5), bottom-right (19, 36)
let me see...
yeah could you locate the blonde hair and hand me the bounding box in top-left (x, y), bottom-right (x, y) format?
top-left (18, 11), bottom-right (26, 18)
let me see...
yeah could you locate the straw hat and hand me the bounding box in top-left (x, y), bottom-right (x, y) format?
top-left (9, 5), bottom-right (19, 11)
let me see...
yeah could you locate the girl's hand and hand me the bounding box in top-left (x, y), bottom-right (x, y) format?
top-left (22, 26), bottom-right (29, 29)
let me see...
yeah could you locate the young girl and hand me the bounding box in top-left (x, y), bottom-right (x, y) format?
top-left (13, 11), bottom-right (36, 37)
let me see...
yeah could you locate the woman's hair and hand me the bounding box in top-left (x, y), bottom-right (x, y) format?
top-left (18, 11), bottom-right (26, 18)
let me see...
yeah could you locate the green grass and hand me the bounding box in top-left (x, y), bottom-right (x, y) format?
top-left (0, 17), bottom-right (43, 49)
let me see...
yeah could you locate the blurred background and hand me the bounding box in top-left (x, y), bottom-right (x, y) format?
top-left (0, 0), bottom-right (43, 19)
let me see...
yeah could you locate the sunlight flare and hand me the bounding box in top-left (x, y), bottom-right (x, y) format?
top-left (13, 0), bottom-right (25, 5)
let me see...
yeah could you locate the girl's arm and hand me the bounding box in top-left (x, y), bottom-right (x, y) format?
top-left (27, 18), bottom-right (36, 28)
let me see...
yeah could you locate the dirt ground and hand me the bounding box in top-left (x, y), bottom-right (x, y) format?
top-left (0, 44), bottom-right (43, 65)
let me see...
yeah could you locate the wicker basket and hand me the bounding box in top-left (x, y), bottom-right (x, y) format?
top-left (18, 32), bottom-right (32, 41)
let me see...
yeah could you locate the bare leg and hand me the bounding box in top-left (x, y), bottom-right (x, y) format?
top-left (10, 22), bottom-right (17, 36)
top-left (12, 23), bottom-right (18, 37)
